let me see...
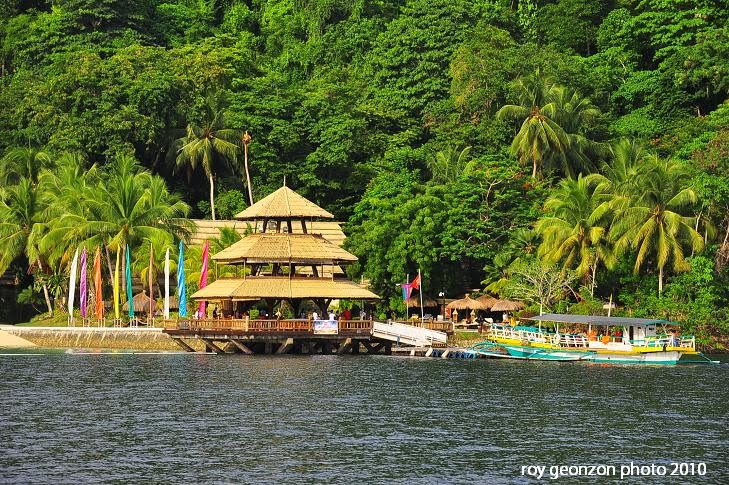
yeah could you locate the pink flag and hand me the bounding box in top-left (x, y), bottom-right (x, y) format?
top-left (401, 283), bottom-right (412, 301)
top-left (80, 249), bottom-right (88, 318)
top-left (197, 241), bottom-right (209, 318)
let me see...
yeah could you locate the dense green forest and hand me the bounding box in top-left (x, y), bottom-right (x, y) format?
top-left (0, 1), bottom-right (728, 344)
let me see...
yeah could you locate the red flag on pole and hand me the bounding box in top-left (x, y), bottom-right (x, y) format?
top-left (410, 274), bottom-right (421, 291)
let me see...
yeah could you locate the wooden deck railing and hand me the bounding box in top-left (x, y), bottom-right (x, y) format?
top-left (163, 318), bottom-right (374, 335)
top-left (396, 319), bottom-right (453, 333)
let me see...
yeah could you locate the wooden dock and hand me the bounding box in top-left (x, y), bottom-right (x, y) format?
top-left (162, 318), bottom-right (393, 355)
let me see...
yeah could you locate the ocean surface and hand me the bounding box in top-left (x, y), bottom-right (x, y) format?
top-left (1, 351), bottom-right (727, 484)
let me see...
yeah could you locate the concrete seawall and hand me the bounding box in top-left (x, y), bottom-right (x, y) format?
top-left (0, 325), bottom-right (205, 351)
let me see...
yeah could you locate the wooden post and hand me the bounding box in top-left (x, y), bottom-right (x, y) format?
top-left (230, 339), bottom-right (254, 354)
top-left (276, 338), bottom-right (294, 354)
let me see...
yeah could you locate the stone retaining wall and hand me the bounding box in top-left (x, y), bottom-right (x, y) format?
top-left (0, 326), bottom-right (205, 351)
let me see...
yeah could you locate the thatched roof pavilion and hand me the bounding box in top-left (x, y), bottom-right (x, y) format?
top-left (491, 299), bottom-right (525, 312)
top-left (191, 184), bottom-right (380, 313)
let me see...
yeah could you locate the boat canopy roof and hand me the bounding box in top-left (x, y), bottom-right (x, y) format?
top-left (525, 313), bottom-right (673, 327)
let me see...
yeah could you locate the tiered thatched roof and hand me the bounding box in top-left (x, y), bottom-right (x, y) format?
top-left (191, 277), bottom-right (379, 300)
top-left (235, 185), bottom-right (334, 220)
top-left (212, 233), bottom-right (357, 265)
top-left (189, 220), bottom-right (346, 247)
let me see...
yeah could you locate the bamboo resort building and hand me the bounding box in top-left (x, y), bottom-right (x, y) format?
top-left (164, 185), bottom-right (384, 355)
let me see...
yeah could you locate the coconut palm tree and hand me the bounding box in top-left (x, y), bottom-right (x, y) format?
top-left (548, 86), bottom-right (603, 177)
top-left (0, 178), bottom-right (53, 314)
top-left (41, 156), bottom-right (193, 283)
top-left (536, 174), bottom-right (615, 296)
top-left (171, 108), bottom-right (240, 221)
top-left (426, 146), bottom-right (473, 184)
top-left (609, 156), bottom-right (704, 295)
top-left (601, 138), bottom-right (648, 194)
top-left (0, 147), bottom-right (54, 186)
top-left (496, 71), bottom-right (570, 178)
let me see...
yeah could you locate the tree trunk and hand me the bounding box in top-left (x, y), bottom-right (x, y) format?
top-left (104, 245), bottom-right (115, 287)
top-left (37, 257), bottom-right (53, 315)
top-left (590, 257), bottom-right (599, 297)
top-left (532, 159), bottom-right (538, 178)
top-left (244, 142), bottom-right (254, 206)
top-left (209, 174), bottom-right (216, 221)
top-left (658, 265), bottom-right (663, 297)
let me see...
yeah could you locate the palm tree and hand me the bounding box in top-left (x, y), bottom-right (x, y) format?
top-left (497, 71), bottom-right (570, 178)
top-left (40, 156), bottom-right (193, 282)
top-left (610, 157), bottom-right (704, 295)
top-left (0, 147), bottom-right (53, 186)
top-left (601, 138), bottom-right (648, 194)
top-left (536, 174), bottom-right (615, 296)
top-left (0, 178), bottom-right (53, 314)
top-left (426, 146), bottom-right (473, 184)
top-left (548, 86), bottom-right (603, 177)
top-left (171, 108), bottom-right (240, 220)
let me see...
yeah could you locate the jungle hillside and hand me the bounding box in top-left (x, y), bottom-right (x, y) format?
top-left (1, 1), bottom-right (728, 346)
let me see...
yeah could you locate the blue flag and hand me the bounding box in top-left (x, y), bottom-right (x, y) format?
top-left (177, 240), bottom-right (187, 317)
top-left (125, 244), bottom-right (134, 318)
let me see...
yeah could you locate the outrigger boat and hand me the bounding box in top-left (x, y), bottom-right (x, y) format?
top-left (472, 313), bottom-right (718, 365)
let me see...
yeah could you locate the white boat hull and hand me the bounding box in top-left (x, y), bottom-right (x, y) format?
top-left (586, 350), bottom-right (682, 365)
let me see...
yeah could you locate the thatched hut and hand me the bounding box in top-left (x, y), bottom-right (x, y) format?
top-left (475, 293), bottom-right (499, 309)
top-left (123, 290), bottom-right (155, 314)
top-left (405, 295), bottom-right (438, 308)
top-left (446, 295), bottom-right (488, 311)
top-left (490, 299), bottom-right (525, 312)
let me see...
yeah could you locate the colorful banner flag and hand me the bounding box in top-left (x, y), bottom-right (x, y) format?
top-left (126, 244), bottom-right (134, 319)
top-left (67, 248), bottom-right (79, 322)
top-left (163, 248), bottom-right (170, 319)
top-left (401, 283), bottom-right (412, 301)
top-left (80, 248), bottom-right (87, 319)
top-left (113, 248), bottom-right (120, 319)
top-left (177, 241), bottom-right (187, 317)
top-left (94, 247), bottom-right (103, 320)
top-left (198, 241), bottom-right (209, 318)
top-left (411, 274), bottom-right (421, 291)
top-left (148, 242), bottom-right (154, 319)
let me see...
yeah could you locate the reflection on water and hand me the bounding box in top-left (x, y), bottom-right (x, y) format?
top-left (1, 352), bottom-right (728, 483)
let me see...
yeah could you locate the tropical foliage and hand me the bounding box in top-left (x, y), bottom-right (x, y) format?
top-left (0, 1), bottom-right (727, 344)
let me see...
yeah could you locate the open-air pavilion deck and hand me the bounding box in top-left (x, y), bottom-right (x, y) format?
top-left (162, 317), bottom-right (391, 355)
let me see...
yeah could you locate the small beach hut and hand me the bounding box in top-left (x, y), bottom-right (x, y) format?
top-left (475, 293), bottom-right (499, 309)
top-left (405, 295), bottom-right (438, 308)
top-left (446, 294), bottom-right (488, 311)
top-left (123, 290), bottom-right (156, 314)
top-left (490, 299), bottom-right (525, 312)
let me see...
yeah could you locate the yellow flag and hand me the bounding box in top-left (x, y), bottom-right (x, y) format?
top-left (113, 248), bottom-right (121, 319)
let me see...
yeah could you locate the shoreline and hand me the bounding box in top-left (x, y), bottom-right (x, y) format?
top-left (0, 325), bottom-right (205, 352)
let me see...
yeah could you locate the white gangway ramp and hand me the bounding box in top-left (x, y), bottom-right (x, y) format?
top-left (372, 321), bottom-right (447, 347)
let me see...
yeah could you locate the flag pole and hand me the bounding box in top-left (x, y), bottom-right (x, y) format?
top-left (405, 273), bottom-right (409, 320)
top-left (419, 268), bottom-right (424, 322)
